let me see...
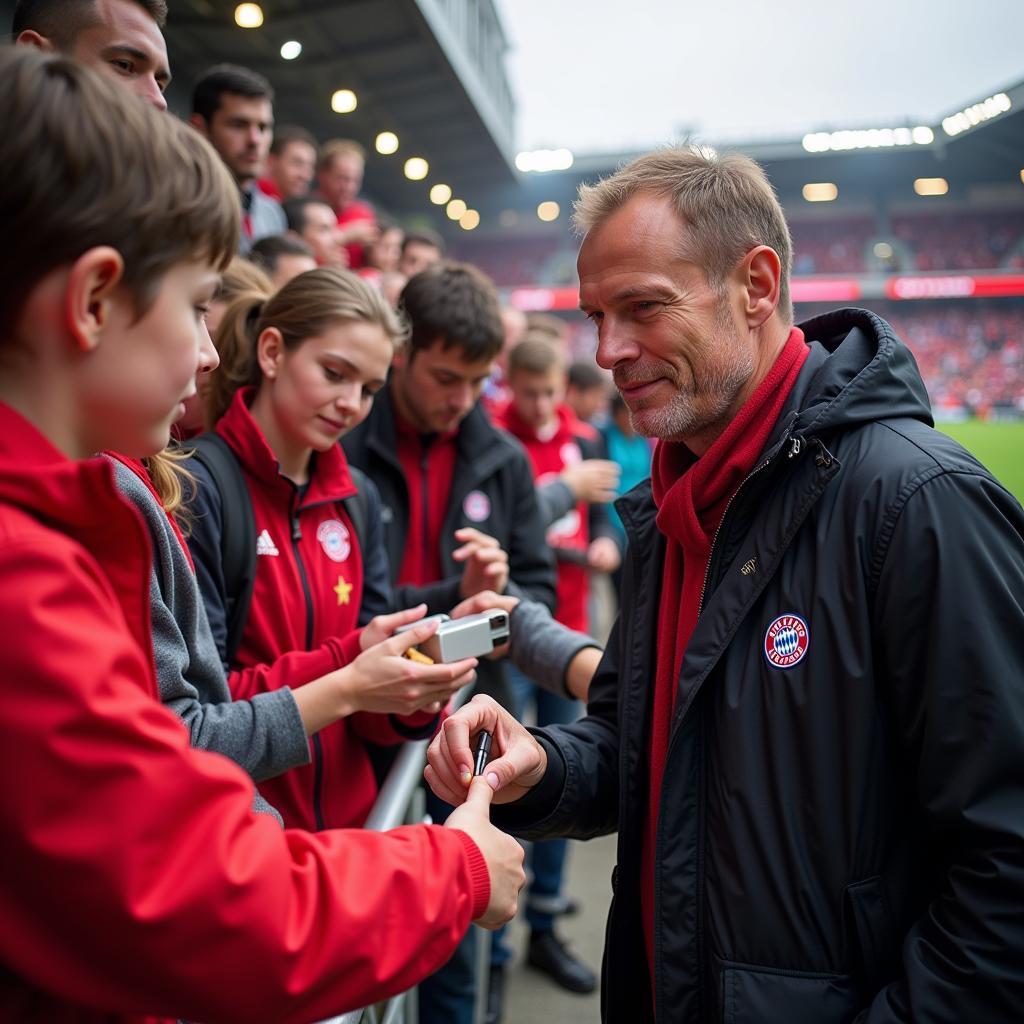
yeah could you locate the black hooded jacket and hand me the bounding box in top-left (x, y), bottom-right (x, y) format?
top-left (495, 309), bottom-right (1024, 1023)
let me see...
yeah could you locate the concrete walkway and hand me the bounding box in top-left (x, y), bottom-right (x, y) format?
top-left (501, 831), bottom-right (616, 1024)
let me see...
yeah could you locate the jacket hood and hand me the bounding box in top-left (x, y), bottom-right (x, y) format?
top-left (789, 307), bottom-right (933, 441)
top-left (0, 403), bottom-right (124, 532)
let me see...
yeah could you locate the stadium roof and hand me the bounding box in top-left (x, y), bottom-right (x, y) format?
top-left (159, 0), bottom-right (519, 213)
top-left (498, 77), bottom-right (1024, 227)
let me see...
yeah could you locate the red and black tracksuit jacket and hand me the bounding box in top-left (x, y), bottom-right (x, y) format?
top-left (496, 402), bottom-right (617, 633)
top-left (188, 389), bottom-right (439, 831)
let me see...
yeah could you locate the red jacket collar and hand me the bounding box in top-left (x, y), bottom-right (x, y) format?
top-left (494, 400), bottom-right (577, 445)
top-left (0, 403), bottom-right (126, 530)
top-left (215, 387), bottom-right (357, 505)
top-left (0, 404), bottom-right (158, 695)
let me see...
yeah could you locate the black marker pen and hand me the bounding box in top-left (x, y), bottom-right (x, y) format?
top-left (474, 730), bottom-right (492, 777)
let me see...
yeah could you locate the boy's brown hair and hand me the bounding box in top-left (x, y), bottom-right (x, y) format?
top-left (0, 47), bottom-right (238, 327)
top-left (508, 337), bottom-right (563, 380)
top-left (398, 261), bottom-right (504, 363)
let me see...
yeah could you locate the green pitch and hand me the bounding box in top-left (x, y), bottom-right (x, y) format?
top-left (938, 420), bottom-right (1024, 505)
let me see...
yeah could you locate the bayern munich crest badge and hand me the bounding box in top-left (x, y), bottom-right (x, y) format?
top-left (763, 614), bottom-right (810, 669)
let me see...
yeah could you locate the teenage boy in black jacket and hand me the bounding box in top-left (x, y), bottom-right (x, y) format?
top-left (343, 261), bottom-right (555, 626)
top-left (343, 261), bottom-right (557, 1024)
top-left (426, 149), bottom-right (1024, 1024)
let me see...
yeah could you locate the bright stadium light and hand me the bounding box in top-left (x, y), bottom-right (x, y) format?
top-left (430, 183), bottom-right (452, 205)
top-left (802, 125), bottom-right (934, 153)
top-left (914, 177), bottom-right (949, 196)
top-left (331, 89), bottom-right (357, 114)
top-left (375, 132), bottom-right (399, 155)
top-left (460, 209), bottom-right (481, 231)
top-left (516, 148), bottom-right (574, 173)
top-left (234, 3), bottom-right (263, 28)
top-left (280, 40), bottom-right (302, 60)
top-left (873, 242), bottom-right (894, 259)
top-left (446, 198), bottom-right (467, 220)
top-left (942, 93), bottom-right (1012, 137)
top-left (404, 157), bottom-right (429, 181)
top-left (537, 201), bottom-right (560, 221)
top-left (802, 183), bottom-right (838, 203)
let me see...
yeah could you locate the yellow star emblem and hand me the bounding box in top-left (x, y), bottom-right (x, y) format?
top-left (333, 575), bottom-right (353, 606)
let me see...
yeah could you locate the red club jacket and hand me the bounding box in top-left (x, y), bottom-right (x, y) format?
top-left (0, 402), bottom-right (488, 1023)
top-left (188, 389), bottom-right (439, 831)
top-left (496, 402), bottom-right (596, 633)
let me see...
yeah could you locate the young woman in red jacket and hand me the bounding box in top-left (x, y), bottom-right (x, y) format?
top-left (187, 267), bottom-right (462, 831)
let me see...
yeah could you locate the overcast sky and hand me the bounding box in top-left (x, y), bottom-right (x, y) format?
top-left (496, 0), bottom-right (1024, 154)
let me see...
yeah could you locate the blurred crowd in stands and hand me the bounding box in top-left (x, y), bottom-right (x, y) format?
top-left (184, 62), bottom-right (1023, 431)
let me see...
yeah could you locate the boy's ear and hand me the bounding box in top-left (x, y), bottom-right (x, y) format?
top-left (189, 113), bottom-right (209, 137)
top-left (65, 247), bottom-right (126, 353)
top-left (15, 29), bottom-right (56, 51)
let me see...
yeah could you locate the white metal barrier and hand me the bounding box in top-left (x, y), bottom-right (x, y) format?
top-left (319, 687), bottom-right (489, 1024)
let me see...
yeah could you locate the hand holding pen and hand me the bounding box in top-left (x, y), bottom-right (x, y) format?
top-left (424, 694), bottom-right (549, 806)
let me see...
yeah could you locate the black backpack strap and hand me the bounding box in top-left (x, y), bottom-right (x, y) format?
top-left (342, 464), bottom-right (372, 547)
top-left (187, 433), bottom-right (257, 664)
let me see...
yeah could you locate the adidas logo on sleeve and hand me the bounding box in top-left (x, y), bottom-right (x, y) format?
top-left (256, 529), bottom-right (280, 557)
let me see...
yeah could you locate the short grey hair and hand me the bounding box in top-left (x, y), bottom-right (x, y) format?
top-left (573, 147), bottom-right (794, 323)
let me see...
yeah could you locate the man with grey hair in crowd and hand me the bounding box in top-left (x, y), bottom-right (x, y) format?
top-left (427, 146), bottom-right (1024, 1022)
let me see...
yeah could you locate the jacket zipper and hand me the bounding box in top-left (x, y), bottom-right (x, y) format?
top-left (289, 495), bottom-right (324, 831)
top-left (420, 446), bottom-right (430, 582)
top-left (677, 431), bottom-right (797, 1020)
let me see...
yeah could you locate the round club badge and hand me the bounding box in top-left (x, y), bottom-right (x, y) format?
top-left (463, 490), bottom-right (491, 523)
top-left (560, 441), bottom-right (582, 467)
top-left (764, 613), bottom-right (810, 669)
top-left (316, 519), bottom-right (351, 563)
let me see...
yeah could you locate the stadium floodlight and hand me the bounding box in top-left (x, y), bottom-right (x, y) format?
top-left (446, 198), bottom-right (468, 220)
top-left (331, 89), bottom-right (357, 114)
top-left (1020, 169), bottom-right (1024, 186)
top-left (280, 40), bottom-right (302, 60)
top-left (942, 93), bottom-right (1011, 137)
top-left (375, 132), bottom-right (399, 155)
top-left (460, 210), bottom-right (481, 231)
top-left (802, 126), bottom-right (934, 153)
top-left (430, 184), bottom-right (452, 205)
top-left (234, 3), bottom-right (263, 28)
top-left (516, 148), bottom-right (574, 173)
top-left (537, 201), bottom-right (561, 222)
top-left (802, 183), bottom-right (838, 203)
top-left (914, 177), bottom-right (949, 196)
top-left (404, 157), bottom-right (429, 181)
top-left (873, 242), bottom-right (894, 259)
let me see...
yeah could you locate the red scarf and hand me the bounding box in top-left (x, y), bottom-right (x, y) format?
top-left (640, 328), bottom-right (808, 988)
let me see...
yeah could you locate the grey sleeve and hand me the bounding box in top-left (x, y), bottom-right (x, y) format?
top-left (507, 598), bottom-right (602, 697)
top-left (536, 478), bottom-right (576, 529)
top-left (112, 459), bottom-right (311, 784)
top-left (159, 598), bottom-right (311, 783)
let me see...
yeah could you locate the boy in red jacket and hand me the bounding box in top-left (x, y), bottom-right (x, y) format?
top-left (0, 46), bottom-right (523, 1024)
top-left (491, 338), bottom-right (621, 1000)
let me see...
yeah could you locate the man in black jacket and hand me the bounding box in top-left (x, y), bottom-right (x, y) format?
top-left (426, 148), bottom-right (1024, 1023)
top-left (343, 261), bottom-right (556, 1024)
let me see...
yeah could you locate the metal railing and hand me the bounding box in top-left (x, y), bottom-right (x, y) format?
top-left (319, 687), bottom-right (487, 1024)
